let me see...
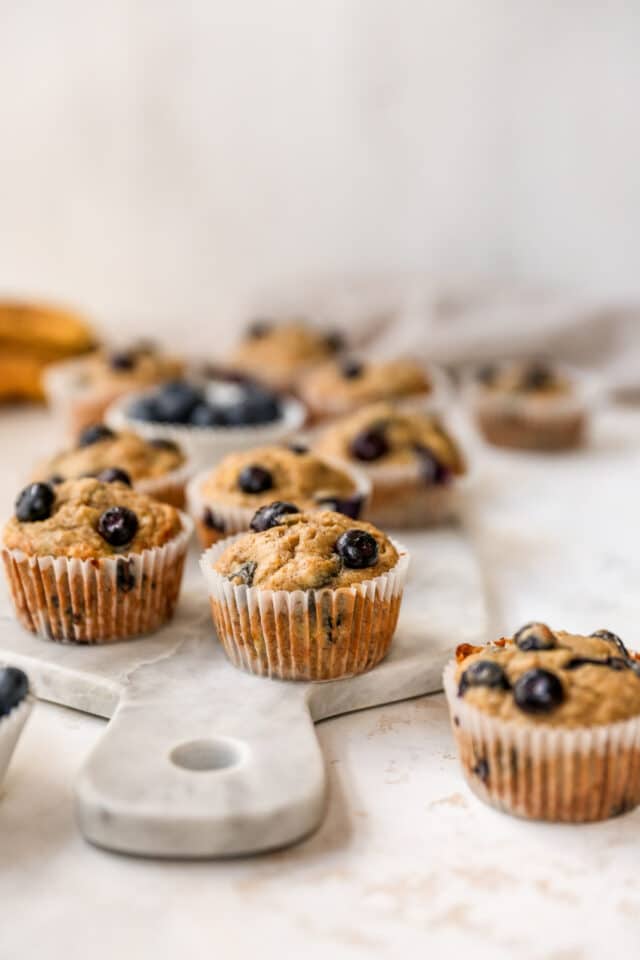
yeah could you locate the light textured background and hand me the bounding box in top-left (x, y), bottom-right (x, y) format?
top-left (1, 1), bottom-right (640, 346)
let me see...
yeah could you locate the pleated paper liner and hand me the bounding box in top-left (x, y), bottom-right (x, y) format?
top-left (105, 390), bottom-right (307, 469)
top-left (1, 513), bottom-right (194, 644)
top-left (352, 458), bottom-right (470, 529)
top-left (200, 535), bottom-right (410, 681)
top-left (443, 661), bottom-right (640, 822)
top-left (186, 457), bottom-right (372, 549)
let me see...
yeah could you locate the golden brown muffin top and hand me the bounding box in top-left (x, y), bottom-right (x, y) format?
top-left (3, 477), bottom-right (183, 559)
top-left (212, 510), bottom-right (398, 591)
top-left (74, 343), bottom-right (184, 392)
top-left (454, 624), bottom-right (640, 727)
top-left (230, 320), bottom-right (339, 385)
top-left (315, 402), bottom-right (465, 474)
top-left (301, 357), bottom-right (431, 413)
top-left (199, 445), bottom-right (355, 509)
top-left (33, 429), bottom-right (185, 484)
top-left (475, 360), bottom-right (571, 398)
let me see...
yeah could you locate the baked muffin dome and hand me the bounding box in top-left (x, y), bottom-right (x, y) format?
top-left (455, 625), bottom-right (640, 727)
top-left (229, 319), bottom-right (341, 388)
top-left (300, 357), bottom-right (432, 418)
top-left (3, 477), bottom-right (183, 560)
top-left (33, 427), bottom-right (185, 485)
top-left (199, 445), bottom-right (356, 510)
top-left (316, 402), bottom-right (465, 474)
top-left (212, 510), bottom-right (398, 591)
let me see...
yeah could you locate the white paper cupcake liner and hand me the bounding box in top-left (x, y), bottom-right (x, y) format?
top-left (186, 456), bottom-right (372, 548)
top-left (200, 535), bottom-right (410, 681)
top-left (105, 391), bottom-right (307, 469)
top-left (443, 661), bottom-right (640, 822)
top-left (1, 513), bottom-right (194, 644)
top-left (43, 358), bottom-right (131, 439)
top-left (0, 696), bottom-right (32, 787)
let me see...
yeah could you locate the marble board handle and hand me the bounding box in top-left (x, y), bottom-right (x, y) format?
top-left (74, 679), bottom-right (326, 858)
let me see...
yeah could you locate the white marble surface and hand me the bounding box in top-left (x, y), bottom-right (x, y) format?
top-left (3, 404), bottom-right (640, 957)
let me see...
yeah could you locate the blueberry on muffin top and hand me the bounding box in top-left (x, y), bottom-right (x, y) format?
top-left (4, 477), bottom-right (183, 559)
top-left (455, 624), bottom-right (640, 727)
top-left (212, 510), bottom-right (398, 591)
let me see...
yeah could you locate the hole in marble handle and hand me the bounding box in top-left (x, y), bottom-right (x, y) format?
top-left (170, 737), bottom-right (246, 772)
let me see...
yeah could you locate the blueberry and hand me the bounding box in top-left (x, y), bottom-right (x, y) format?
top-left (591, 629), bottom-right (630, 660)
top-left (108, 351), bottom-right (136, 371)
top-left (78, 424), bottom-right (115, 447)
top-left (227, 387), bottom-right (281, 425)
top-left (47, 473), bottom-right (65, 486)
top-left (238, 465), bottom-right (274, 494)
top-left (513, 668), bottom-right (564, 714)
top-left (414, 445), bottom-right (450, 485)
top-left (315, 494), bottom-right (364, 520)
top-left (325, 330), bottom-right (345, 353)
top-left (476, 364), bottom-right (497, 385)
top-left (335, 529), bottom-right (379, 569)
top-left (341, 358), bottom-right (364, 379)
top-left (250, 501), bottom-right (300, 532)
top-left (514, 622), bottom-right (556, 651)
top-left (97, 506), bottom-right (139, 547)
top-left (521, 363), bottom-right (553, 391)
top-left (116, 558), bottom-right (136, 593)
top-left (154, 381), bottom-right (202, 423)
top-left (288, 442), bottom-right (309, 455)
top-left (247, 319), bottom-right (271, 339)
top-left (15, 483), bottom-right (55, 523)
top-left (202, 509), bottom-right (225, 532)
top-left (190, 403), bottom-right (225, 427)
top-left (349, 427), bottom-right (389, 462)
top-left (127, 396), bottom-right (160, 422)
top-left (458, 659), bottom-right (509, 695)
top-left (0, 667), bottom-right (29, 718)
top-left (565, 656), bottom-right (629, 671)
top-left (148, 437), bottom-right (180, 453)
top-left (95, 467), bottom-right (132, 486)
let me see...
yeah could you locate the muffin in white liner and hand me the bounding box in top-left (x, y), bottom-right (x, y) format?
top-left (443, 629), bottom-right (640, 822)
top-left (2, 511), bottom-right (194, 644)
top-left (0, 668), bottom-right (32, 788)
top-left (106, 389), bottom-right (307, 470)
top-left (186, 453), bottom-right (371, 549)
top-left (464, 361), bottom-right (601, 452)
top-left (314, 401), bottom-right (467, 528)
top-left (200, 529), bottom-right (409, 682)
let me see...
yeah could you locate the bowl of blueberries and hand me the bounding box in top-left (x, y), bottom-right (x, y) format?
top-left (105, 374), bottom-right (307, 466)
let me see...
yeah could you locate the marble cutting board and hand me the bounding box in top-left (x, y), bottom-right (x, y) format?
top-left (0, 529), bottom-right (487, 858)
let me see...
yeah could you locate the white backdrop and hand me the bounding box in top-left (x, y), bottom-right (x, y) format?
top-left (1, 1), bottom-right (639, 346)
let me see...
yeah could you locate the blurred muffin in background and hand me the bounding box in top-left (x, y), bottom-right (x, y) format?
top-left (228, 318), bottom-right (344, 390)
top-left (0, 300), bottom-right (95, 403)
top-left (299, 356), bottom-right (436, 422)
top-left (32, 424), bottom-right (190, 508)
top-left (315, 402), bottom-right (466, 527)
top-left (468, 360), bottom-right (589, 452)
top-left (44, 340), bottom-right (184, 438)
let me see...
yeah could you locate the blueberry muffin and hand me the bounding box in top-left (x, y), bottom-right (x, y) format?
top-left (229, 318), bottom-right (343, 390)
top-left (2, 477), bottom-right (191, 643)
top-left (469, 360), bottom-right (587, 451)
top-left (299, 356), bottom-right (434, 421)
top-left (187, 444), bottom-right (370, 547)
top-left (106, 378), bottom-right (306, 469)
top-left (32, 424), bottom-right (189, 507)
top-left (0, 300), bottom-right (95, 403)
top-left (444, 623), bottom-right (640, 822)
top-left (315, 403), bottom-right (466, 527)
top-left (0, 666), bottom-right (32, 788)
top-left (44, 341), bottom-right (184, 437)
top-left (200, 508), bottom-right (409, 680)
